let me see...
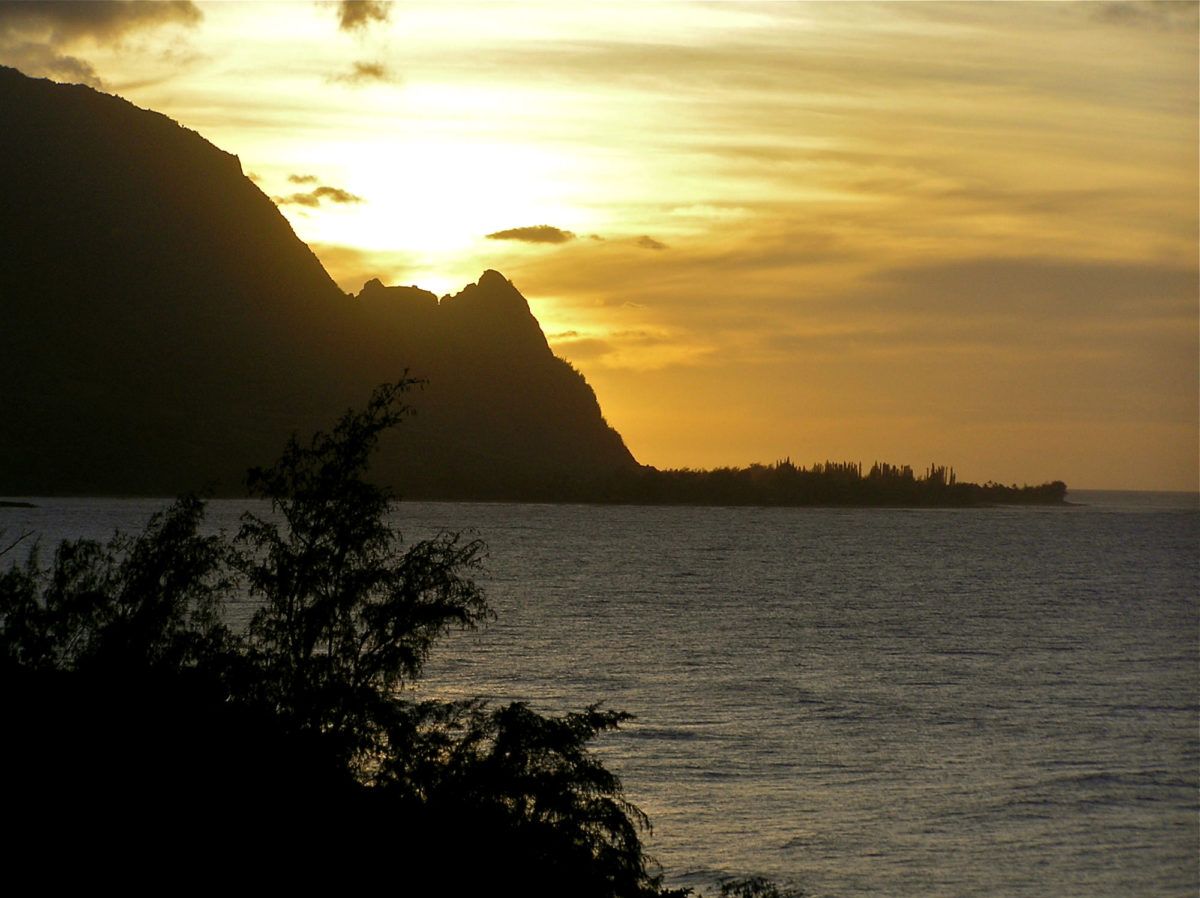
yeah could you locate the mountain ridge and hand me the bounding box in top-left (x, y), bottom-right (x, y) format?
top-left (0, 65), bottom-right (638, 499)
top-left (0, 66), bottom-right (1067, 507)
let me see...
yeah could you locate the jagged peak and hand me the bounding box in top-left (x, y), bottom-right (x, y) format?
top-left (355, 272), bottom-right (534, 319)
top-left (478, 269), bottom-right (511, 288)
top-left (442, 270), bottom-right (529, 311)
top-left (355, 278), bottom-right (439, 309)
top-left (0, 64), bottom-right (642, 498)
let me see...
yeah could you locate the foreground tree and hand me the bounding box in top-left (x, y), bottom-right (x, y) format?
top-left (0, 380), bottom-right (676, 896)
top-left (0, 495), bottom-right (231, 674)
top-left (230, 378), bottom-right (491, 769)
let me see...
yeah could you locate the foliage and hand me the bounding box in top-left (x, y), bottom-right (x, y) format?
top-left (0, 494), bottom-right (231, 674)
top-left (718, 876), bottom-right (803, 898)
top-left (230, 378), bottom-right (490, 766)
top-left (374, 698), bottom-right (676, 897)
top-left (625, 461), bottom-right (1067, 507)
top-left (0, 379), bottom-right (678, 896)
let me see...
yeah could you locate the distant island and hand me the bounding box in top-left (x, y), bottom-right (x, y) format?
top-left (0, 66), bottom-right (1066, 507)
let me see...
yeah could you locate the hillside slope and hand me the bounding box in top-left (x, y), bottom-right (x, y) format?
top-left (0, 66), bottom-right (637, 499)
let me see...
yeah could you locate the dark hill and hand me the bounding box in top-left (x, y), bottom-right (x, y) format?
top-left (0, 66), bottom-right (637, 499)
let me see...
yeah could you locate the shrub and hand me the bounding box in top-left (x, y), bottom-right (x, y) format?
top-left (0, 380), bottom-right (674, 896)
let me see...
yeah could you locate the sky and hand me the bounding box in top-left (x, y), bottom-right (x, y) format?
top-left (2, 0), bottom-right (1196, 490)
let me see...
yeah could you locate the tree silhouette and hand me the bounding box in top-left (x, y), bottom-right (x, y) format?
top-left (0, 494), bottom-right (232, 674)
top-left (231, 378), bottom-right (490, 769)
top-left (0, 379), bottom-right (679, 895)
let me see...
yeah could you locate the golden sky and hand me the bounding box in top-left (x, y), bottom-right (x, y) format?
top-left (3, 0), bottom-right (1197, 490)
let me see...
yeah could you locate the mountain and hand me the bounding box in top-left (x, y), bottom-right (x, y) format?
top-left (0, 66), bottom-right (637, 500)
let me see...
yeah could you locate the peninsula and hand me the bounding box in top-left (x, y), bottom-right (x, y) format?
top-left (0, 67), bottom-right (1065, 506)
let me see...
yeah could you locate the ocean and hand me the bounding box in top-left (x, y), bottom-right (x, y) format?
top-left (2, 490), bottom-right (1197, 896)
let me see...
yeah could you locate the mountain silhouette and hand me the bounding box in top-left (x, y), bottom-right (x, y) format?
top-left (0, 66), bottom-right (637, 499)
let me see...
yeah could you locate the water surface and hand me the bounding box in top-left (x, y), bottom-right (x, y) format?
top-left (3, 492), bottom-right (1196, 896)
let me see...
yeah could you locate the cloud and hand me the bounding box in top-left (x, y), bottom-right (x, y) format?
top-left (329, 59), bottom-right (396, 85)
top-left (634, 235), bottom-right (668, 251)
top-left (1090, 1), bottom-right (1199, 31)
top-left (334, 1), bottom-right (391, 33)
top-left (0, 38), bottom-right (101, 85)
top-left (309, 242), bottom-right (424, 294)
top-left (274, 185), bottom-right (364, 207)
top-left (858, 257), bottom-right (1199, 324)
top-left (0, 1), bottom-right (201, 41)
top-left (0, 0), bottom-right (200, 87)
top-left (550, 328), bottom-right (715, 372)
top-left (288, 173), bottom-right (319, 184)
top-left (486, 225), bottom-right (577, 244)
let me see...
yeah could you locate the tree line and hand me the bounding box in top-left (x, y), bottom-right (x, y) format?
top-left (581, 458), bottom-right (1068, 507)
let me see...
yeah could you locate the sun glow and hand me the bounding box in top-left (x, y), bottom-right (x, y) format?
top-left (275, 135), bottom-right (599, 257)
top-left (17, 0), bottom-right (1192, 489)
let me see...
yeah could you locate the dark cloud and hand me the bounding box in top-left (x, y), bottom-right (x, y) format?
top-left (288, 173), bottom-right (319, 184)
top-left (329, 59), bottom-right (396, 85)
top-left (0, 38), bottom-right (100, 85)
top-left (861, 257), bottom-right (1198, 322)
top-left (312, 186), bottom-right (363, 204)
top-left (335, 1), bottom-right (390, 32)
top-left (274, 185), bottom-right (364, 207)
top-left (0, 1), bottom-right (201, 41)
top-left (1090, 1), bottom-right (1199, 31)
top-left (486, 225), bottom-right (577, 244)
top-left (634, 235), bottom-right (668, 251)
top-left (0, 1), bottom-right (200, 87)
top-left (275, 193), bottom-right (322, 208)
top-left (732, 255), bottom-right (1200, 360)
